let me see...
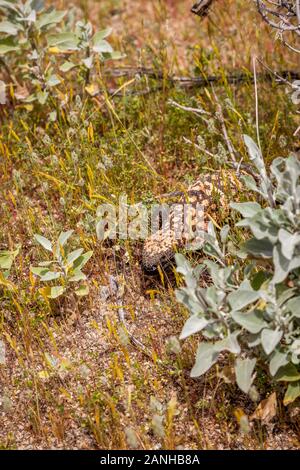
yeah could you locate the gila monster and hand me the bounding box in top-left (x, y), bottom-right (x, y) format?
top-left (142, 170), bottom-right (242, 271)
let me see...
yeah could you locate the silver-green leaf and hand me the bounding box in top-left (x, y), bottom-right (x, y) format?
top-left (34, 234), bottom-right (53, 252)
top-left (190, 343), bottom-right (219, 377)
top-left (180, 314), bottom-right (208, 340)
top-left (235, 357), bottom-right (256, 394)
top-left (261, 328), bottom-right (283, 356)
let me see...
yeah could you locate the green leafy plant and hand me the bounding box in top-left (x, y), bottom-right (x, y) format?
top-left (176, 136), bottom-right (300, 405)
top-left (31, 230), bottom-right (92, 299)
top-left (0, 245), bottom-right (19, 290)
top-left (0, 0), bottom-right (122, 109)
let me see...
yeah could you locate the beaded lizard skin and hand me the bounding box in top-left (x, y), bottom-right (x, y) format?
top-left (142, 170), bottom-right (242, 271)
